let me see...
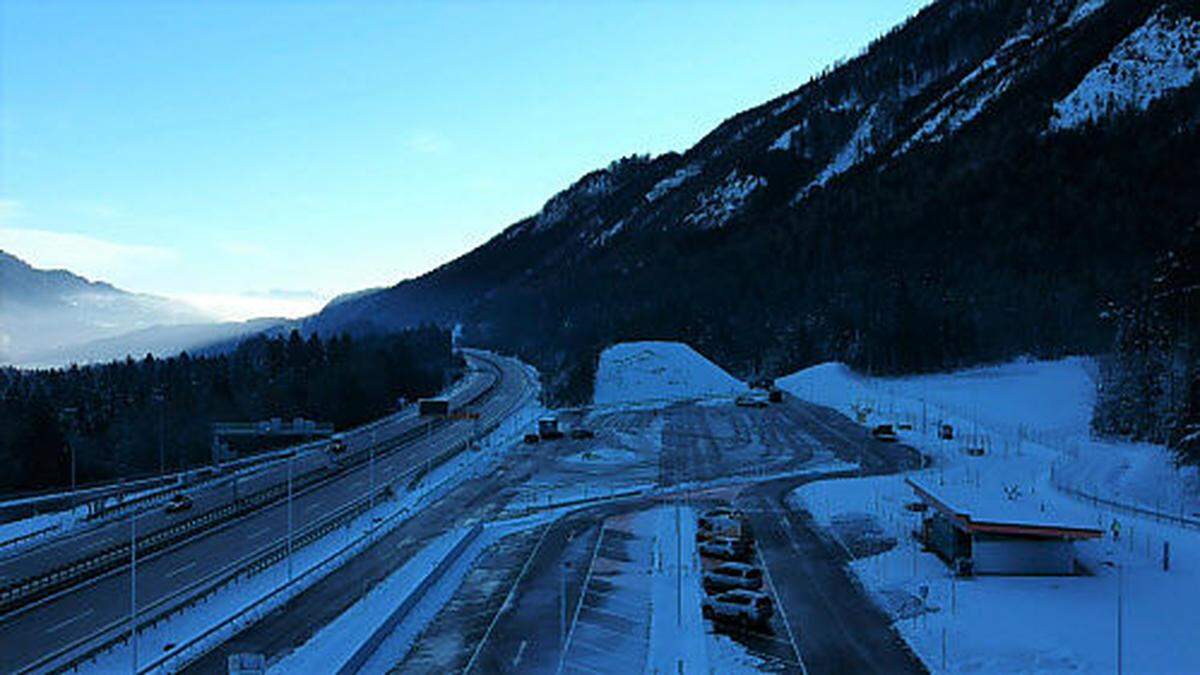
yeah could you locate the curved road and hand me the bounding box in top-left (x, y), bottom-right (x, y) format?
top-left (0, 350), bottom-right (533, 673)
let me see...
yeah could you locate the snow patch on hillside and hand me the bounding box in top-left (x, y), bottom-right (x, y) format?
top-left (593, 341), bottom-right (743, 407)
top-left (645, 163), bottom-right (701, 202)
top-left (896, 35), bottom-right (1024, 156)
top-left (1050, 8), bottom-right (1200, 131)
top-left (769, 122), bottom-right (801, 152)
top-left (802, 105), bottom-right (879, 195)
top-left (1065, 0), bottom-right (1108, 29)
top-left (590, 218), bottom-right (626, 249)
top-left (682, 171), bottom-right (765, 230)
top-left (535, 171), bottom-right (614, 232)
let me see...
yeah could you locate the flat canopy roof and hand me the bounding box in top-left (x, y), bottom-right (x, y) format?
top-left (907, 477), bottom-right (1103, 540)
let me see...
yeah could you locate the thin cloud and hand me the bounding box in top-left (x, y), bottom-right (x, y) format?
top-left (173, 291), bottom-right (328, 322)
top-left (0, 226), bottom-right (177, 282)
top-left (405, 130), bottom-right (450, 155)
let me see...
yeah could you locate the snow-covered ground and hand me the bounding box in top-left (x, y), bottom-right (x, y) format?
top-left (778, 356), bottom-right (1200, 518)
top-left (593, 341), bottom-right (745, 408)
top-left (781, 357), bottom-right (1200, 673)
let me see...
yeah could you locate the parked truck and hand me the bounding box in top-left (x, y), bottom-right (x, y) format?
top-left (537, 416), bottom-right (563, 440)
top-left (418, 398), bottom-right (450, 416)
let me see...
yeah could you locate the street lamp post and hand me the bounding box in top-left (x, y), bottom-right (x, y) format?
top-left (287, 455), bottom-right (294, 582)
top-left (130, 511), bottom-right (139, 673)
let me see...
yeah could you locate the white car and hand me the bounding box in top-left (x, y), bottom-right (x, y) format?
top-left (698, 536), bottom-right (752, 561)
top-left (703, 562), bottom-right (764, 593)
top-left (702, 589), bottom-right (774, 626)
top-left (735, 392), bottom-right (769, 408)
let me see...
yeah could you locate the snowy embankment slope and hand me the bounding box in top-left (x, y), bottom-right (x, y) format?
top-left (593, 341), bottom-right (744, 408)
top-left (781, 357), bottom-right (1200, 674)
top-left (779, 356), bottom-right (1199, 518)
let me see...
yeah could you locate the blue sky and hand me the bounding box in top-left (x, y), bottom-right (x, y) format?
top-left (1, 1), bottom-right (929, 319)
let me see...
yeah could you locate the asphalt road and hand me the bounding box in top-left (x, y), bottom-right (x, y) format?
top-left (0, 350), bottom-right (532, 674)
top-left (181, 359), bottom-right (547, 673)
top-left (389, 394), bottom-right (927, 674)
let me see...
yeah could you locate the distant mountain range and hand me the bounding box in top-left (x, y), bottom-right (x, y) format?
top-left (0, 250), bottom-right (288, 367)
top-left (305, 0), bottom-right (1200, 402)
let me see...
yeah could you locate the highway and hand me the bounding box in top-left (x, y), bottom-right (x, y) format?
top-left (0, 349), bottom-right (535, 673)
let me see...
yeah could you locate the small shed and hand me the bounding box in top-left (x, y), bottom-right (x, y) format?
top-left (907, 477), bottom-right (1102, 575)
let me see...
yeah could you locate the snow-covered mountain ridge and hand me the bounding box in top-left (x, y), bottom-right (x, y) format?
top-left (308, 0), bottom-right (1200, 402)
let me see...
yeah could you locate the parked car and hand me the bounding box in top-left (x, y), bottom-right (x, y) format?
top-left (871, 424), bottom-right (899, 442)
top-left (523, 433), bottom-right (541, 444)
top-left (165, 493), bottom-right (192, 513)
top-left (703, 562), bottom-right (764, 594)
top-left (699, 536), bottom-right (752, 561)
top-left (939, 423), bottom-right (955, 440)
top-left (569, 428), bottom-right (595, 440)
top-left (701, 507), bottom-right (744, 522)
top-left (702, 589), bottom-right (774, 626)
top-left (697, 513), bottom-right (748, 542)
top-left (768, 388), bottom-right (783, 403)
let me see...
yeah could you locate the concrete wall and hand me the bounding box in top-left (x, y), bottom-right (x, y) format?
top-left (972, 536), bottom-right (1075, 575)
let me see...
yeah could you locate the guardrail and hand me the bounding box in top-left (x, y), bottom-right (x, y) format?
top-left (336, 523), bottom-right (485, 675)
top-left (0, 524), bottom-right (61, 552)
top-left (22, 353), bottom-right (526, 674)
top-left (0, 363), bottom-right (496, 616)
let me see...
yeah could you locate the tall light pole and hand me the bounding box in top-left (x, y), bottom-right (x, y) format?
top-left (287, 455), bottom-right (294, 582)
top-left (560, 560), bottom-right (571, 651)
top-left (369, 430), bottom-right (377, 514)
top-left (130, 510), bottom-right (139, 673)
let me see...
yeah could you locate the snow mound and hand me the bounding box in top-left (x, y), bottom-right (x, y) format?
top-left (1050, 8), bottom-right (1200, 131)
top-left (594, 342), bottom-right (743, 407)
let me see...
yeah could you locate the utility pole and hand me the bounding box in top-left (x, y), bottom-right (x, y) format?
top-left (287, 455), bottom-right (294, 582)
top-left (130, 511), bottom-right (138, 673)
top-left (369, 431), bottom-right (377, 514)
top-left (560, 561), bottom-right (569, 651)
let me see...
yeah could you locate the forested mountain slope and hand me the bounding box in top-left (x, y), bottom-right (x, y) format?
top-left (307, 0), bottom-right (1200, 402)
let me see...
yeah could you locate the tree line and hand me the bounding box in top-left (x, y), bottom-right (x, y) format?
top-left (0, 327), bottom-right (458, 494)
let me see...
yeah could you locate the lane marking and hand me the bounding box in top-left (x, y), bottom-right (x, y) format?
top-left (45, 608), bottom-right (94, 635)
top-left (166, 559), bottom-right (197, 579)
top-left (512, 639), bottom-right (528, 668)
top-left (557, 524), bottom-right (607, 675)
top-left (463, 523), bottom-right (552, 674)
top-left (754, 499), bottom-right (809, 675)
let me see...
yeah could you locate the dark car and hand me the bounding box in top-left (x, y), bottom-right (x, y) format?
top-left (523, 433), bottom-right (541, 444)
top-left (569, 428), bottom-right (595, 440)
top-left (165, 493), bottom-right (192, 513)
top-left (871, 424), bottom-right (899, 442)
